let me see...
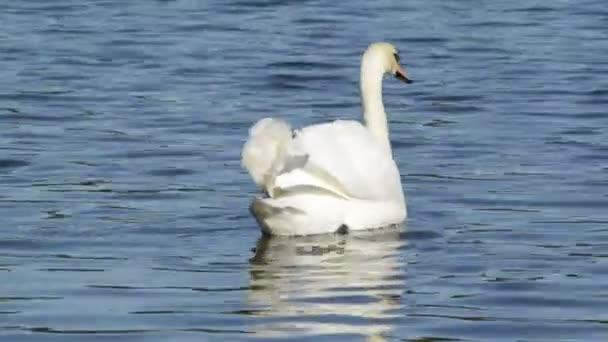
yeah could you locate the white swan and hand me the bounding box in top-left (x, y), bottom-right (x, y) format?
top-left (242, 42), bottom-right (413, 236)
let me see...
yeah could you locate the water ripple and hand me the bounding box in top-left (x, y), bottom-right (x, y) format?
top-left (1, 1), bottom-right (607, 341)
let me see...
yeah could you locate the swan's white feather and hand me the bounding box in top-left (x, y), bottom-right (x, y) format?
top-left (243, 119), bottom-right (406, 236)
top-left (281, 120), bottom-right (403, 202)
top-left (241, 117), bottom-right (292, 195)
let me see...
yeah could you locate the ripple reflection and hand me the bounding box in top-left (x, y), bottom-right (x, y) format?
top-left (247, 228), bottom-right (406, 339)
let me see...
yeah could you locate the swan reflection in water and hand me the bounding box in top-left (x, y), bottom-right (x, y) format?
top-left (247, 226), bottom-right (407, 340)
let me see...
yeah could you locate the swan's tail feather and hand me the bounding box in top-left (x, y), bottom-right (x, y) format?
top-left (241, 118), bottom-right (292, 194)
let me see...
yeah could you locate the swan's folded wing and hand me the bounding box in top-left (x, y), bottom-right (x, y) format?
top-left (270, 120), bottom-right (403, 201)
top-left (273, 157), bottom-right (351, 199)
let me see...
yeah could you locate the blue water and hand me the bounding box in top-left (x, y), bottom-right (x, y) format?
top-left (1, 1), bottom-right (607, 341)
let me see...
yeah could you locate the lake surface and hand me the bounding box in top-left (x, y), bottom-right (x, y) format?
top-left (1, 1), bottom-right (607, 341)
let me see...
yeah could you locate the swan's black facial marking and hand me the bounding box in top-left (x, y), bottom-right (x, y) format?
top-left (396, 72), bottom-right (413, 84)
top-left (393, 52), bottom-right (413, 84)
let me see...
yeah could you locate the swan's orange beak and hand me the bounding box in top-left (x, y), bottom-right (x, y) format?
top-left (395, 64), bottom-right (413, 84)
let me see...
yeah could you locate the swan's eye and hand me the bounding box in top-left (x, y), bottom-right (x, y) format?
top-left (393, 53), bottom-right (400, 63)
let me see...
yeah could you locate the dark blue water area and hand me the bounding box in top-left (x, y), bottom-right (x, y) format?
top-left (1, 1), bottom-right (607, 341)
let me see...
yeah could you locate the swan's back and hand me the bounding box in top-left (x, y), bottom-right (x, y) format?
top-left (287, 120), bottom-right (403, 201)
top-left (241, 118), bottom-right (406, 236)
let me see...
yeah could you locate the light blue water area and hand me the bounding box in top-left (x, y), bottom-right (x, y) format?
top-left (1, 1), bottom-right (607, 341)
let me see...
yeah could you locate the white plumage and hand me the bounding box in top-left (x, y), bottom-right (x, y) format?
top-left (241, 42), bottom-right (412, 236)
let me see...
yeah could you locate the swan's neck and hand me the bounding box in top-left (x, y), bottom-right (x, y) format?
top-left (360, 61), bottom-right (391, 153)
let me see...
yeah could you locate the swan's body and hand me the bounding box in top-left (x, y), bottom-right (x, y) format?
top-left (242, 42), bottom-right (412, 236)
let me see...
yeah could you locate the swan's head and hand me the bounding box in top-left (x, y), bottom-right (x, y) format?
top-left (362, 42), bottom-right (412, 84)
